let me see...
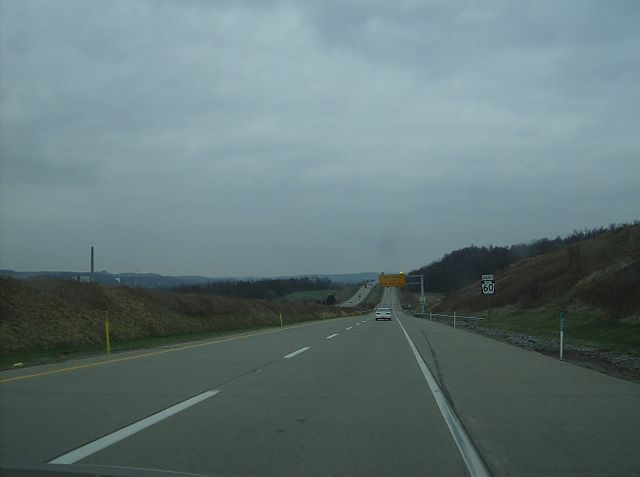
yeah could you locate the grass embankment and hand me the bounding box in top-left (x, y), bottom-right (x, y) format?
top-left (360, 284), bottom-right (383, 308)
top-left (458, 306), bottom-right (640, 354)
top-left (336, 286), bottom-right (361, 303)
top-left (0, 278), bottom-right (354, 369)
top-left (284, 285), bottom-right (374, 307)
top-left (284, 287), bottom-right (357, 304)
top-left (419, 224), bottom-right (640, 354)
top-left (285, 289), bottom-right (337, 302)
top-left (399, 289), bottom-right (444, 311)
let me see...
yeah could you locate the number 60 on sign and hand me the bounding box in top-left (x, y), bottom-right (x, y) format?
top-left (482, 281), bottom-right (495, 294)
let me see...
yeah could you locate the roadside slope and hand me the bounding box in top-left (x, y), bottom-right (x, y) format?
top-left (0, 278), bottom-right (352, 362)
top-left (435, 223), bottom-right (640, 315)
top-left (429, 223), bottom-right (640, 356)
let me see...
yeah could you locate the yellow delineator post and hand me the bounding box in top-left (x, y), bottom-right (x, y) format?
top-left (279, 312), bottom-right (283, 327)
top-left (105, 311), bottom-right (111, 355)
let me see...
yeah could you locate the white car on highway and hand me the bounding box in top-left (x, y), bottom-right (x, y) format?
top-left (375, 307), bottom-right (392, 321)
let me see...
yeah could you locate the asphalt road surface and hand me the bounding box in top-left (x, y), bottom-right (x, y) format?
top-left (338, 281), bottom-right (377, 307)
top-left (1, 288), bottom-right (639, 477)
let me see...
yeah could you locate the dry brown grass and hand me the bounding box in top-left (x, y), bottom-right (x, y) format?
top-left (0, 278), bottom-right (351, 355)
top-left (433, 224), bottom-right (640, 317)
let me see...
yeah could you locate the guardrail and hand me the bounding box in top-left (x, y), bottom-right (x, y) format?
top-left (414, 311), bottom-right (484, 328)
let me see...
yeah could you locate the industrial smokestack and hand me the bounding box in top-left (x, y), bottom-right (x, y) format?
top-left (90, 246), bottom-right (94, 283)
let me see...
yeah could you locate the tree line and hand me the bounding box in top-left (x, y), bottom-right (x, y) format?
top-left (409, 222), bottom-right (638, 294)
top-left (172, 276), bottom-right (337, 300)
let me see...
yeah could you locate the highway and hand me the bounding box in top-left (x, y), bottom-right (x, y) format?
top-left (1, 287), bottom-right (639, 476)
top-left (338, 280), bottom-right (378, 307)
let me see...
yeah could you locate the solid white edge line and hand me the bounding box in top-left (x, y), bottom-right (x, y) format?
top-left (49, 390), bottom-right (220, 465)
top-left (395, 315), bottom-right (491, 477)
top-left (283, 346), bottom-right (310, 359)
top-left (326, 334), bottom-right (339, 339)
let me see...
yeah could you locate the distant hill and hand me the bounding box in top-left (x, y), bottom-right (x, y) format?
top-left (0, 270), bottom-right (379, 288)
top-left (0, 270), bottom-right (218, 288)
top-left (296, 272), bottom-right (378, 284)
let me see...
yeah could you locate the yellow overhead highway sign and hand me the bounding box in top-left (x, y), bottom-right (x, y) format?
top-left (379, 272), bottom-right (406, 287)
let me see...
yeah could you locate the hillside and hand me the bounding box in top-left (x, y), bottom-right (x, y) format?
top-left (433, 223), bottom-right (640, 316)
top-left (427, 224), bottom-right (640, 355)
top-left (0, 278), bottom-right (357, 365)
top-left (410, 222), bottom-right (639, 294)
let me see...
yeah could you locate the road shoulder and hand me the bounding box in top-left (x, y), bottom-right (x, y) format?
top-left (398, 312), bottom-right (640, 477)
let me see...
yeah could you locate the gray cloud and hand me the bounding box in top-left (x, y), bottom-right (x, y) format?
top-left (1, 0), bottom-right (638, 276)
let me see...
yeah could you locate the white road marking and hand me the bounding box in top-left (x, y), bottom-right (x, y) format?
top-left (283, 346), bottom-right (310, 359)
top-left (395, 315), bottom-right (490, 477)
top-left (346, 327), bottom-right (353, 330)
top-left (73, 464), bottom-right (210, 476)
top-left (326, 334), bottom-right (339, 339)
top-left (49, 390), bottom-right (220, 465)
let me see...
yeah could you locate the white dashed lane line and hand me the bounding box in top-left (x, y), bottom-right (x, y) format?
top-left (283, 347), bottom-right (311, 359)
top-left (346, 327), bottom-right (353, 330)
top-left (50, 390), bottom-right (220, 464)
top-left (326, 334), bottom-right (338, 339)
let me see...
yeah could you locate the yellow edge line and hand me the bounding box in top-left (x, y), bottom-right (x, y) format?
top-left (0, 319), bottom-right (328, 384)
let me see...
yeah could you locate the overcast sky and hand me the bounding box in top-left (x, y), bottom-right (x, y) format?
top-left (1, 0), bottom-right (639, 277)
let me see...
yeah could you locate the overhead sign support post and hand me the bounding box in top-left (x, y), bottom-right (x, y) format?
top-left (406, 273), bottom-right (426, 316)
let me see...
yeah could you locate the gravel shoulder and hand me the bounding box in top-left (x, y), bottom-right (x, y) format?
top-left (430, 317), bottom-right (640, 383)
